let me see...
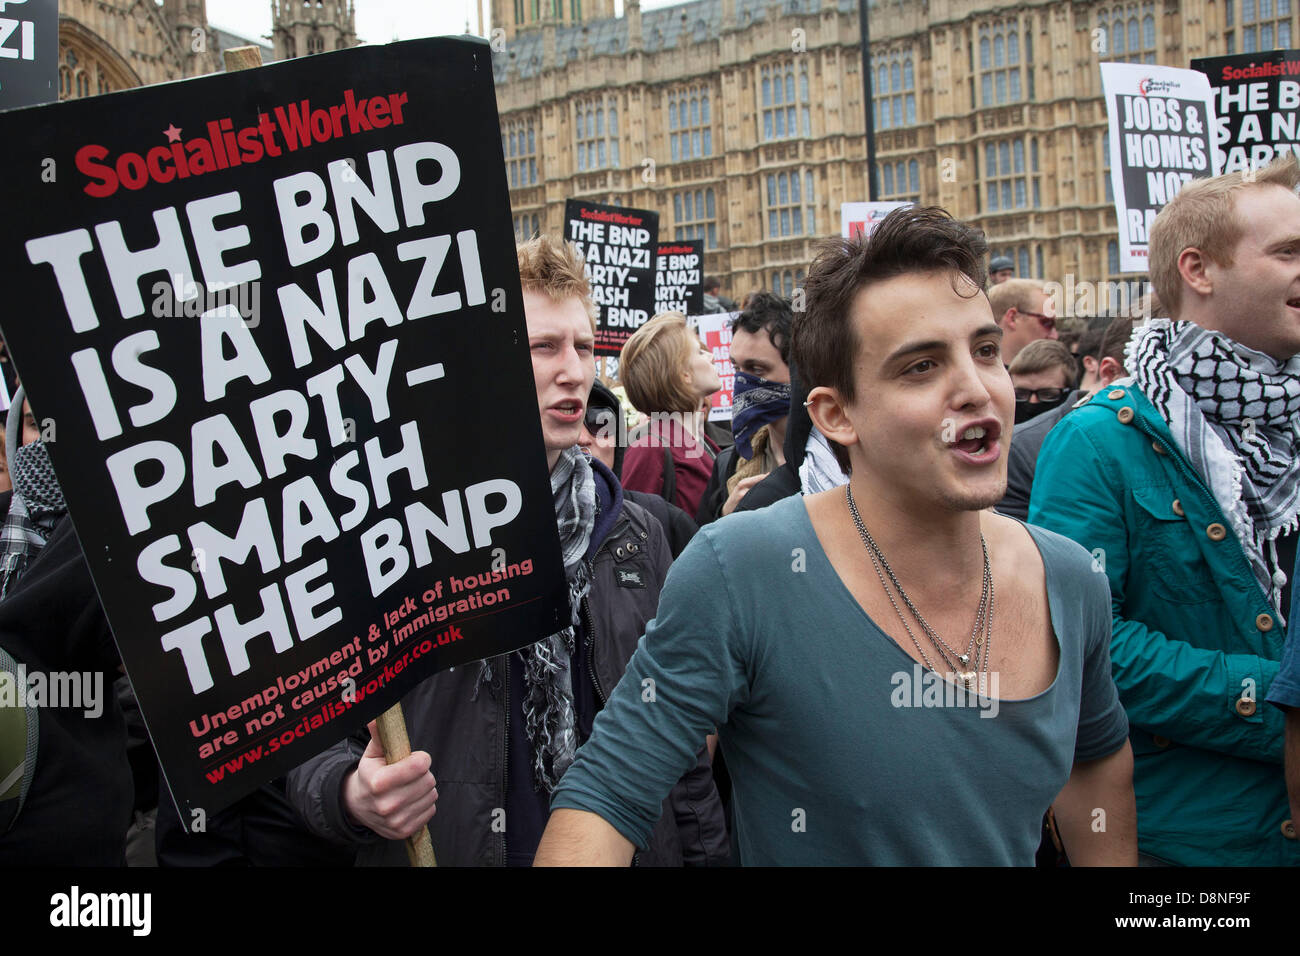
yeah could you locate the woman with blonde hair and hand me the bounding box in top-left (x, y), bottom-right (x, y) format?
top-left (619, 312), bottom-right (723, 516)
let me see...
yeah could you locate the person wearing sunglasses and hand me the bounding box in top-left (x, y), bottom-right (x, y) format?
top-left (1008, 339), bottom-right (1077, 425)
top-left (987, 277), bottom-right (1059, 366)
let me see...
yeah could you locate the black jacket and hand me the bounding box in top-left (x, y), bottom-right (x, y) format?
top-left (0, 504), bottom-right (132, 865)
top-left (626, 489), bottom-right (697, 559)
top-left (286, 470), bottom-right (728, 866)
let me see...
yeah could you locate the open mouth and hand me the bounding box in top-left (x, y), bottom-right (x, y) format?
top-left (954, 425), bottom-right (990, 456)
top-left (1288, 298), bottom-right (1300, 310)
top-left (550, 401), bottom-right (584, 422)
top-left (946, 420), bottom-right (1002, 462)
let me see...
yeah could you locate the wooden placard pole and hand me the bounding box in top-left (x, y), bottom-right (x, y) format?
top-left (222, 42), bottom-right (437, 869)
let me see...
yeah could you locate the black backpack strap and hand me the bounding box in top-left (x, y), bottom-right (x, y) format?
top-left (661, 446), bottom-right (677, 506)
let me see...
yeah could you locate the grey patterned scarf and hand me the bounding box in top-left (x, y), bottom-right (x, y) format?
top-left (475, 445), bottom-right (595, 792)
top-left (1128, 319), bottom-right (1300, 616)
top-left (0, 441), bottom-right (66, 599)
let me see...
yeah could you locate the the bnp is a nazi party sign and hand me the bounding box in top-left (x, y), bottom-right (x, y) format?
top-left (0, 38), bottom-right (568, 818)
top-left (1102, 62), bottom-right (1219, 272)
top-left (1192, 50), bottom-right (1300, 174)
top-left (564, 199), bottom-right (658, 355)
top-left (654, 240), bottom-right (703, 316)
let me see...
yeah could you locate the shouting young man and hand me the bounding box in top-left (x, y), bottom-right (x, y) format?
top-left (535, 207), bottom-right (1136, 866)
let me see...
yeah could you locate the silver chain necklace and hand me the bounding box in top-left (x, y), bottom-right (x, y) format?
top-left (846, 485), bottom-right (994, 690)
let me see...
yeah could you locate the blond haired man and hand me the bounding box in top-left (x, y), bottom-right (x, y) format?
top-left (1029, 157), bottom-right (1300, 865)
top-left (287, 236), bottom-right (727, 866)
top-left (988, 278), bottom-right (1058, 365)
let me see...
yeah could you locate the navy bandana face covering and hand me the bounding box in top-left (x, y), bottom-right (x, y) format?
top-left (731, 370), bottom-right (791, 460)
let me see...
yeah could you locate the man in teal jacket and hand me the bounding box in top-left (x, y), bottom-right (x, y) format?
top-left (1030, 157), bottom-right (1300, 865)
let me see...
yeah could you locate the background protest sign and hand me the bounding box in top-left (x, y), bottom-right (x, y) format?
top-left (0, 0), bottom-right (57, 111)
top-left (654, 239), bottom-right (703, 316)
top-left (564, 198), bottom-right (658, 356)
top-left (1101, 62), bottom-right (1219, 272)
top-left (1191, 50), bottom-right (1300, 175)
top-left (840, 200), bottom-right (912, 239)
top-left (0, 37), bottom-right (568, 819)
top-left (688, 312), bottom-right (734, 422)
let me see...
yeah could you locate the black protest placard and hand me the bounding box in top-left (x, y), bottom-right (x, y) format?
top-left (654, 240), bottom-right (704, 316)
top-left (1101, 63), bottom-right (1218, 271)
top-left (0, 0), bottom-right (58, 110)
top-left (1192, 50), bottom-right (1300, 175)
top-left (564, 199), bottom-right (658, 356)
top-left (0, 37), bottom-right (569, 819)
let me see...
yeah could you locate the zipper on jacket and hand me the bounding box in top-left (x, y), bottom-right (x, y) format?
top-left (582, 594), bottom-right (606, 704)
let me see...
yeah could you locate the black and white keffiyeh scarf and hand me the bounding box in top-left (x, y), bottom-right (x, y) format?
top-left (474, 445), bottom-right (595, 792)
top-left (0, 441), bottom-right (66, 600)
top-left (1128, 318), bottom-right (1300, 618)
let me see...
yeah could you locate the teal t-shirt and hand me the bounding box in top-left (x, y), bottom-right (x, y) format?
top-left (550, 494), bottom-right (1130, 865)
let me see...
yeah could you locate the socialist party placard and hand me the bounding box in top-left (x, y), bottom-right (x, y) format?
top-left (1101, 63), bottom-right (1219, 272)
top-left (654, 240), bottom-right (703, 316)
top-left (0, 37), bottom-right (569, 819)
top-left (1192, 50), bottom-right (1300, 174)
top-left (688, 312), bottom-right (735, 422)
top-left (564, 199), bottom-right (658, 355)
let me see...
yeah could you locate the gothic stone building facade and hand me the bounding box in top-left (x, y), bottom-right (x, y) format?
top-left (55, 0), bottom-right (356, 104)
top-left (493, 0), bottom-right (1296, 313)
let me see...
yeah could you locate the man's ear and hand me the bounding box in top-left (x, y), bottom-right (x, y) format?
top-left (1098, 356), bottom-right (1125, 385)
top-left (805, 386), bottom-right (860, 455)
top-left (1177, 247), bottom-right (1214, 297)
top-left (1001, 308), bottom-right (1019, 331)
top-left (1082, 355), bottom-right (1098, 374)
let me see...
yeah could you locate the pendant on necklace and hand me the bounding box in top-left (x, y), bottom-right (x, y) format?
top-left (959, 654), bottom-right (970, 666)
top-left (958, 671), bottom-right (975, 687)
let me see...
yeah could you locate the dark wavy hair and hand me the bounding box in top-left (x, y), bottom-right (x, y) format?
top-left (731, 291), bottom-right (794, 366)
top-left (791, 206), bottom-right (989, 470)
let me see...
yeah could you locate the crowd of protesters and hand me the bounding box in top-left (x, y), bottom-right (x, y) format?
top-left (3, 156), bottom-right (1300, 868)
